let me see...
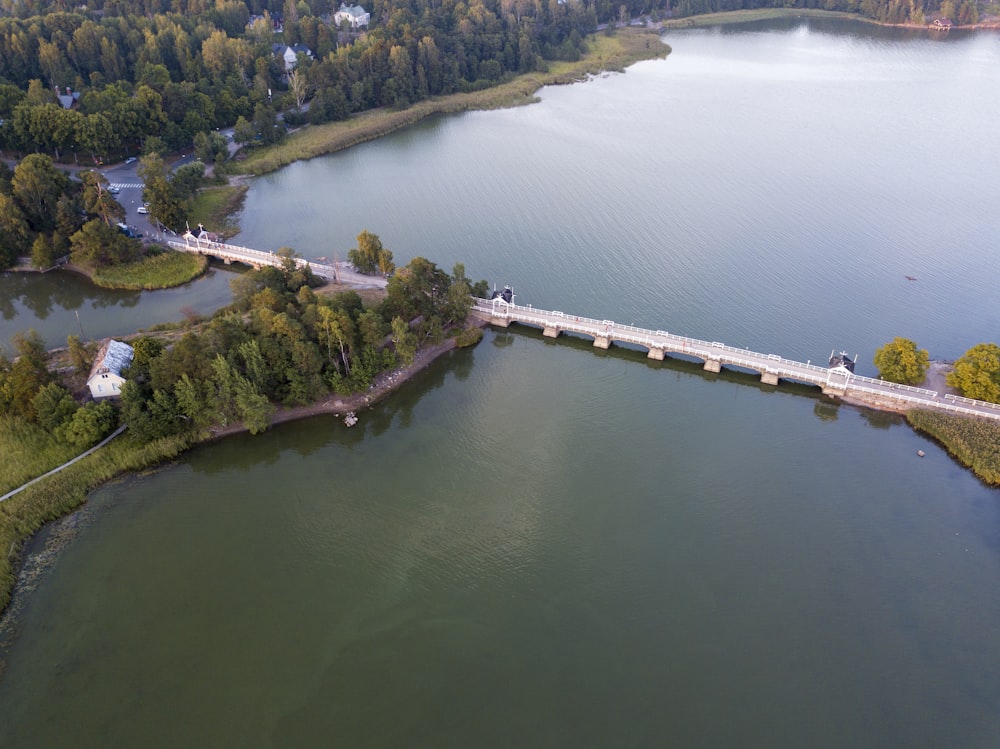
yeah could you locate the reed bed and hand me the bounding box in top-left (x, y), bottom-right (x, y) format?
top-left (91, 251), bottom-right (208, 290)
top-left (907, 409), bottom-right (1000, 486)
top-left (0, 417), bottom-right (80, 496)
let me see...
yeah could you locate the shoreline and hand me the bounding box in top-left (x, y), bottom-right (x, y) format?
top-left (207, 316), bottom-right (488, 441)
top-left (660, 8), bottom-right (1000, 31)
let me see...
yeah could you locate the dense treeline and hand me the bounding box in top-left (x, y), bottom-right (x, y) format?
top-left (0, 0), bottom-right (654, 162)
top-left (0, 246), bottom-right (487, 449)
top-left (1, 0), bottom-right (978, 167)
top-left (670, 0), bottom-right (978, 25)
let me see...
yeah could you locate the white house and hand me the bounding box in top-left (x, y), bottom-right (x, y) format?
top-left (87, 339), bottom-right (134, 399)
top-left (334, 3), bottom-right (370, 29)
top-left (272, 43), bottom-right (314, 72)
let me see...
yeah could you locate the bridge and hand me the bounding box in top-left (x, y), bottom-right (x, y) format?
top-left (166, 232), bottom-right (387, 289)
top-left (472, 297), bottom-right (1000, 421)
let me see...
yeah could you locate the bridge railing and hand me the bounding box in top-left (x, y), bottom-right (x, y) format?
top-left (473, 298), bottom-right (1000, 418)
top-left (849, 373), bottom-right (939, 399)
top-left (943, 393), bottom-right (1000, 412)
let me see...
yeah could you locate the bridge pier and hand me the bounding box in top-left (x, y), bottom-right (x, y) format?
top-left (490, 316), bottom-right (511, 327)
top-left (543, 326), bottom-right (561, 338)
top-left (760, 370), bottom-right (779, 386)
top-left (593, 336), bottom-right (611, 350)
top-left (703, 359), bottom-right (722, 373)
top-left (646, 348), bottom-right (665, 361)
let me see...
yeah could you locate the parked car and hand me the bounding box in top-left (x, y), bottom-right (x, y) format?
top-left (125, 157), bottom-right (137, 164)
top-left (137, 206), bottom-right (149, 214)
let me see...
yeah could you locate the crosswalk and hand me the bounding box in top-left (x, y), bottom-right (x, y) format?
top-left (109, 182), bottom-right (143, 190)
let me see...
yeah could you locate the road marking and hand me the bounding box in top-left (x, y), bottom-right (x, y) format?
top-left (109, 182), bottom-right (143, 189)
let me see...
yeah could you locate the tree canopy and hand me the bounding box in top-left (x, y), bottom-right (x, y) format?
top-left (947, 343), bottom-right (1000, 404)
top-left (873, 337), bottom-right (929, 386)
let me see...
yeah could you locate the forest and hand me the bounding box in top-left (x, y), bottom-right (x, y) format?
top-left (0, 0), bottom-right (980, 175)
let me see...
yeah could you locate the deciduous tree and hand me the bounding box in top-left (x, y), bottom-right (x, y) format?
top-left (873, 337), bottom-right (928, 385)
top-left (947, 343), bottom-right (1000, 404)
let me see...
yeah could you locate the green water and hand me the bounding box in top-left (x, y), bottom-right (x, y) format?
top-left (2, 19), bottom-right (1000, 748)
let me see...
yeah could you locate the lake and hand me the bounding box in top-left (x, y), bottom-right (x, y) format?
top-left (1, 18), bottom-right (999, 748)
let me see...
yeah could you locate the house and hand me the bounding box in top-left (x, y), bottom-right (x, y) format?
top-left (87, 339), bottom-right (134, 399)
top-left (272, 43), bottom-right (314, 72)
top-left (333, 3), bottom-right (370, 29)
top-left (931, 18), bottom-right (953, 29)
top-left (56, 86), bottom-right (81, 110)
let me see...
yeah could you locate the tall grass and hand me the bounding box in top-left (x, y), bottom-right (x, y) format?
top-left (0, 431), bottom-right (198, 615)
top-left (0, 417), bottom-right (80, 496)
top-left (235, 29), bottom-right (669, 176)
top-left (187, 184), bottom-right (248, 237)
top-left (91, 250), bottom-right (208, 290)
top-left (907, 409), bottom-right (1000, 486)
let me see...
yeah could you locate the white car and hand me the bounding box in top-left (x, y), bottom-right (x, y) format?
top-left (137, 206), bottom-right (149, 214)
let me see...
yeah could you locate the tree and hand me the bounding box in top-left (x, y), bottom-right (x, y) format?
top-left (67, 335), bottom-right (93, 375)
top-left (32, 382), bottom-right (79, 433)
top-left (30, 233), bottom-right (56, 269)
top-left (0, 330), bottom-right (51, 420)
top-left (79, 169), bottom-right (125, 227)
top-left (391, 316), bottom-right (417, 366)
top-left (288, 69), bottom-right (308, 110)
top-left (348, 230), bottom-right (394, 276)
top-left (0, 192), bottom-right (32, 268)
top-left (947, 343), bottom-right (1000, 404)
top-left (11, 153), bottom-right (68, 232)
top-left (232, 115), bottom-right (255, 146)
top-left (70, 219), bottom-right (139, 268)
top-left (873, 337), bottom-right (929, 385)
top-left (56, 400), bottom-right (116, 448)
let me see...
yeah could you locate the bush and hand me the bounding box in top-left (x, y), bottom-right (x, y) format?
top-left (455, 325), bottom-right (484, 348)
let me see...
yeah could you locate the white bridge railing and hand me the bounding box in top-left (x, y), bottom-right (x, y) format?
top-left (168, 237), bottom-right (338, 279)
top-left (473, 298), bottom-right (1000, 421)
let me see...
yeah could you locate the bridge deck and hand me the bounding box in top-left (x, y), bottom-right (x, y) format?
top-left (167, 235), bottom-right (387, 289)
top-left (472, 298), bottom-right (1000, 421)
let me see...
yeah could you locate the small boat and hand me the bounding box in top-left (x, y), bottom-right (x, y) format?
top-left (905, 275), bottom-right (917, 281)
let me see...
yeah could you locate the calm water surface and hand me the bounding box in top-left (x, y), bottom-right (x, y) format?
top-left (0, 263), bottom-right (237, 351)
top-left (2, 19), bottom-right (999, 748)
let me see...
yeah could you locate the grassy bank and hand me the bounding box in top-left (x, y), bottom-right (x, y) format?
top-left (0, 418), bottom-right (81, 496)
top-left (0, 430), bottom-right (197, 615)
top-left (234, 28), bottom-right (669, 176)
top-left (186, 184), bottom-right (249, 238)
top-left (907, 409), bottom-right (1000, 486)
top-left (661, 9), bottom-right (876, 28)
top-left (91, 250), bottom-right (209, 290)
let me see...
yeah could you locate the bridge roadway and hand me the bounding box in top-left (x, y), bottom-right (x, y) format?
top-left (166, 234), bottom-right (387, 289)
top-left (472, 298), bottom-right (1000, 422)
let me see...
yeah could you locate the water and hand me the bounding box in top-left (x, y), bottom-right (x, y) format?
top-left (0, 263), bottom-right (238, 351)
top-left (2, 19), bottom-right (1000, 748)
